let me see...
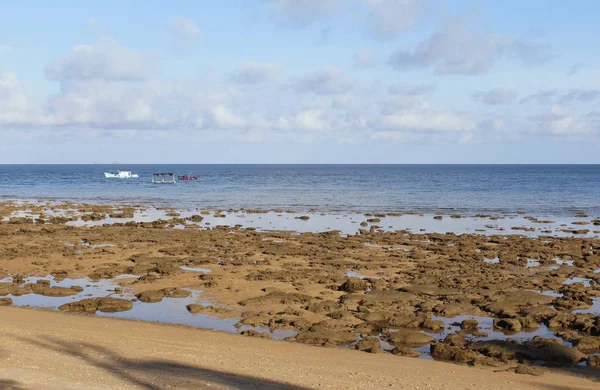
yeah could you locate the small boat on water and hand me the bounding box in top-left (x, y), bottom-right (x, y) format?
top-left (104, 170), bottom-right (139, 178)
top-left (153, 172), bottom-right (176, 184)
top-left (177, 174), bottom-right (198, 181)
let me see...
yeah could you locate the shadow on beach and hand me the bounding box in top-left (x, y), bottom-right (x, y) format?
top-left (0, 379), bottom-right (27, 390)
top-left (13, 335), bottom-right (309, 390)
top-left (7, 334), bottom-right (600, 390)
top-left (517, 368), bottom-right (600, 390)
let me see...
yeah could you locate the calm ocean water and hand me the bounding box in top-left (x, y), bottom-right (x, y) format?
top-left (0, 165), bottom-right (598, 217)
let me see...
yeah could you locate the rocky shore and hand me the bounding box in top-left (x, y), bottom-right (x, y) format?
top-left (1, 201), bottom-right (600, 379)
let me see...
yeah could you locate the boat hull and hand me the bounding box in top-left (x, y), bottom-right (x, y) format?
top-left (104, 171), bottom-right (138, 178)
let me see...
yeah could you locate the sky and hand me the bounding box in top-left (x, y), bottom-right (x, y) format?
top-left (0, 0), bottom-right (599, 164)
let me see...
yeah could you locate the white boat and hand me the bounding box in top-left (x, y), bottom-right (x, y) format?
top-left (104, 170), bottom-right (139, 178)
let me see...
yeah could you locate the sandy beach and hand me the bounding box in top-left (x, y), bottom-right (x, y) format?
top-left (1, 306), bottom-right (598, 389)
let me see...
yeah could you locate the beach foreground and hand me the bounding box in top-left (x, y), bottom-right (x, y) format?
top-left (0, 306), bottom-right (597, 390)
top-left (2, 201), bottom-right (600, 388)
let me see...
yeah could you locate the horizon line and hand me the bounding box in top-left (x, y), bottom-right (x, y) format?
top-left (1, 163), bottom-right (600, 166)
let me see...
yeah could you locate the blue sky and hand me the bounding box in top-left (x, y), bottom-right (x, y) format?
top-left (1, 0), bottom-right (599, 163)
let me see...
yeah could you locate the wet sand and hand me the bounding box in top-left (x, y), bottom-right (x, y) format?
top-left (1, 306), bottom-right (597, 389)
top-left (1, 201), bottom-right (600, 386)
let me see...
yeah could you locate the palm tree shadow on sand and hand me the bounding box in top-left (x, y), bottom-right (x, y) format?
top-left (0, 379), bottom-right (27, 390)
top-left (6, 336), bottom-right (600, 390)
top-left (13, 335), bottom-right (309, 390)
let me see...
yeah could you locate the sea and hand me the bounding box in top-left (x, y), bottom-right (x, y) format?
top-left (0, 164), bottom-right (599, 218)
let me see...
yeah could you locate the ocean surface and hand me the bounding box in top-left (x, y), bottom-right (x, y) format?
top-left (0, 164), bottom-right (599, 217)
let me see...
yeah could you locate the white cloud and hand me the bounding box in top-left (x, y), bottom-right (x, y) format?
top-left (389, 19), bottom-right (503, 74)
top-left (389, 18), bottom-right (551, 74)
top-left (265, 0), bottom-right (426, 39)
top-left (0, 73), bottom-right (206, 132)
top-left (511, 41), bottom-right (552, 65)
top-left (521, 89), bottom-right (600, 106)
top-left (0, 71), bottom-right (36, 125)
top-left (353, 48), bottom-right (377, 68)
top-left (0, 67), bottom-right (487, 146)
top-left (532, 105), bottom-right (596, 136)
top-left (211, 104), bottom-right (246, 128)
top-left (558, 89), bottom-right (600, 104)
top-left (229, 62), bottom-right (281, 84)
top-left (293, 110), bottom-right (329, 131)
top-left (266, 0), bottom-right (343, 27)
top-left (45, 37), bottom-right (153, 81)
top-left (42, 80), bottom-right (192, 129)
top-left (458, 132), bottom-right (473, 144)
top-left (6, 58), bottom-right (597, 146)
top-left (290, 67), bottom-right (353, 95)
top-left (520, 90), bottom-right (556, 105)
top-left (167, 17), bottom-right (203, 45)
top-left (381, 84), bottom-right (436, 111)
top-left (376, 109), bottom-right (476, 133)
top-left (472, 88), bottom-right (516, 105)
top-left (548, 116), bottom-right (593, 135)
top-left (550, 104), bottom-right (566, 116)
top-left (388, 83), bottom-right (435, 96)
top-left (485, 118), bottom-right (507, 131)
top-left (370, 131), bottom-right (414, 141)
top-left (2, 32), bottom-right (594, 151)
top-left (362, 0), bottom-right (428, 39)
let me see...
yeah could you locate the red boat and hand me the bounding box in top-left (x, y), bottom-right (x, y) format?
top-left (177, 175), bottom-right (198, 181)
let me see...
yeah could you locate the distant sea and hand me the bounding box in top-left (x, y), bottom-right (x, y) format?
top-left (0, 165), bottom-right (598, 217)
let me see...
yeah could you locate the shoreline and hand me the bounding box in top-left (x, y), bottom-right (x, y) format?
top-left (1, 306), bottom-right (598, 389)
top-left (3, 200), bottom-right (599, 239)
top-left (2, 197), bottom-right (599, 221)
